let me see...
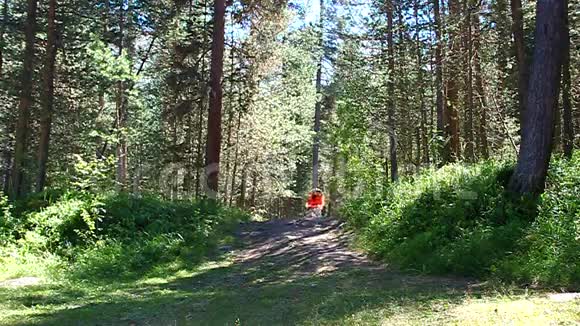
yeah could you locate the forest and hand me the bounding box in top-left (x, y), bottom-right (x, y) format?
top-left (0, 0), bottom-right (579, 324)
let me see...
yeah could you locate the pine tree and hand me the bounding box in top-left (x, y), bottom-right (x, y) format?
top-left (205, 0), bottom-right (226, 198)
top-left (36, 0), bottom-right (58, 192)
top-left (10, 0), bottom-right (37, 198)
top-left (509, 0), bottom-right (567, 195)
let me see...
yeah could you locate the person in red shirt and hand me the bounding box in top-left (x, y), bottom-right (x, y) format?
top-left (306, 188), bottom-right (325, 217)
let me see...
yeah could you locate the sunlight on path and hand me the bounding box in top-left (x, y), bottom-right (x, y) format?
top-left (1, 216), bottom-right (578, 325)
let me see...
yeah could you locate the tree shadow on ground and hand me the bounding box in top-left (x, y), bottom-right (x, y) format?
top-left (1, 218), bottom-right (475, 326)
top-left (3, 265), bottom-right (471, 326)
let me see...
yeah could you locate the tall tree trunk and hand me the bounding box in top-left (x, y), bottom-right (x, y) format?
top-left (312, 0), bottom-right (324, 189)
top-left (415, 0), bottom-right (429, 165)
top-left (222, 106), bottom-right (234, 199)
top-left (238, 160), bottom-right (247, 208)
top-left (195, 86), bottom-right (205, 198)
top-left (328, 138), bottom-right (339, 215)
top-left (183, 115), bottom-right (193, 195)
top-left (509, 0), bottom-right (566, 195)
top-left (433, 0), bottom-right (445, 165)
top-left (387, 0), bottom-right (397, 181)
top-left (10, 0), bottom-right (37, 199)
top-left (445, 0), bottom-right (461, 162)
top-left (562, 1), bottom-right (574, 159)
top-left (511, 0), bottom-right (528, 122)
top-left (472, 5), bottom-right (489, 159)
top-left (222, 43), bottom-right (236, 200)
top-left (493, 0), bottom-right (511, 90)
top-left (36, 0), bottom-right (57, 192)
top-left (249, 164), bottom-right (257, 208)
top-left (463, 3), bottom-right (475, 162)
top-left (395, 5), bottom-right (410, 172)
top-left (195, 0), bottom-right (209, 198)
top-left (170, 118), bottom-right (179, 199)
top-left (204, 0), bottom-right (226, 198)
top-left (229, 111), bottom-right (242, 205)
top-left (0, 0), bottom-right (9, 192)
top-left (96, 0), bottom-right (109, 159)
top-left (0, 0), bottom-right (8, 77)
top-left (115, 3), bottom-right (127, 190)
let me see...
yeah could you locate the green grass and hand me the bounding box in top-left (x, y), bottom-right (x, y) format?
top-left (1, 159), bottom-right (579, 325)
top-left (341, 154), bottom-right (580, 288)
top-left (1, 253), bottom-right (578, 325)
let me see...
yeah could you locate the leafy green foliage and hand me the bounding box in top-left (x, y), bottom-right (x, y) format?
top-left (1, 191), bottom-right (249, 282)
top-left (496, 154), bottom-right (580, 286)
top-left (0, 194), bottom-right (14, 245)
top-left (341, 154), bottom-right (579, 287)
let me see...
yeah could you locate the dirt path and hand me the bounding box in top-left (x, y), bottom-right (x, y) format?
top-left (3, 217), bottom-right (578, 326)
top-left (235, 217), bottom-right (375, 276)
top-left (3, 217), bottom-right (481, 326)
top-left (6, 217), bottom-right (577, 326)
top-left (230, 216), bottom-right (472, 289)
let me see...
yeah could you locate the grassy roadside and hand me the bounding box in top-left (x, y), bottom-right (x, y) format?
top-left (1, 238), bottom-right (578, 325)
top-left (341, 154), bottom-right (580, 288)
top-left (1, 191), bottom-right (578, 325)
top-left (1, 257), bottom-right (578, 325)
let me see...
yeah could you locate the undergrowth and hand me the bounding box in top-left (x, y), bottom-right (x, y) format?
top-left (341, 153), bottom-right (579, 288)
top-left (0, 191), bottom-right (248, 283)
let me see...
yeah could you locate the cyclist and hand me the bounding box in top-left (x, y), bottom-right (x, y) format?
top-left (305, 188), bottom-right (325, 218)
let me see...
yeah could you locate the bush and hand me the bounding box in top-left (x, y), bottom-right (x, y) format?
top-left (341, 154), bottom-right (579, 288)
top-left (0, 193), bottom-right (14, 245)
top-left (2, 191), bottom-right (249, 282)
top-left (496, 154), bottom-right (580, 287)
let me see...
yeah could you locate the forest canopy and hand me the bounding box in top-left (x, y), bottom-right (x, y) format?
top-left (0, 0), bottom-right (577, 206)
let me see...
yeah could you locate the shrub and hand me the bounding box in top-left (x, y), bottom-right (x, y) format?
top-left (2, 191), bottom-right (249, 282)
top-left (496, 154), bottom-right (580, 287)
top-left (341, 154), bottom-right (579, 287)
top-left (0, 193), bottom-right (14, 245)
top-left (20, 193), bottom-right (103, 253)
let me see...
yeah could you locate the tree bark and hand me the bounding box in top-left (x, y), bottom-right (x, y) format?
top-left (10, 0), bottom-right (37, 199)
top-left (511, 0), bottom-right (528, 122)
top-left (312, 0), bottom-right (324, 189)
top-left (445, 0), bottom-right (461, 163)
top-left (433, 0), bottom-right (445, 165)
top-left (195, 0), bottom-right (209, 199)
top-left (0, 0), bottom-right (9, 192)
top-left (238, 161), bottom-right (247, 208)
top-left (493, 0), bottom-right (511, 90)
top-left (183, 114), bottom-right (193, 195)
top-left (229, 111), bottom-right (242, 205)
top-left (415, 0), bottom-right (429, 165)
top-left (0, 0), bottom-right (8, 77)
top-left (205, 0), bottom-right (226, 198)
top-left (509, 0), bottom-right (566, 195)
top-left (387, 0), bottom-right (397, 181)
top-left (115, 3), bottom-right (127, 190)
top-left (463, 2), bottom-right (475, 162)
top-left (249, 164), bottom-right (257, 208)
top-left (96, 0), bottom-right (109, 159)
top-left (222, 45), bottom-right (235, 200)
top-left (472, 5), bottom-right (489, 159)
top-left (562, 1), bottom-right (574, 159)
top-left (36, 0), bottom-right (57, 192)
top-left (195, 85), bottom-right (206, 198)
top-left (222, 103), bottom-right (234, 199)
